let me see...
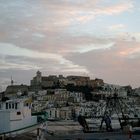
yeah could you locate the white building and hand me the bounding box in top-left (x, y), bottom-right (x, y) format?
top-left (46, 107), bottom-right (73, 120)
top-left (69, 92), bottom-right (83, 103)
top-left (0, 98), bottom-right (37, 134)
top-left (46, 108), bottom-right (60, 120)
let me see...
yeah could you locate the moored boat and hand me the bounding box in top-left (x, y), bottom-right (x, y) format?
top-left (0, 97), bottom-right (47, 138)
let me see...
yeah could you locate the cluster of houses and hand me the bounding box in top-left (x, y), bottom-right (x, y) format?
top-left (31, 89), bottom-right (107, 120)
top-left (1, 71), bottom-right (140, 120)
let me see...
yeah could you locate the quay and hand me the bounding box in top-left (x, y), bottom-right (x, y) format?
top-left (12, 120), bottom-right (140, 140)
top-left (12, 131), bottom-right (140, 140)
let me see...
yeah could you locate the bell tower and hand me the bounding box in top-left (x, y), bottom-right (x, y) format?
top-left (36, 70), bottom-right (42, 84)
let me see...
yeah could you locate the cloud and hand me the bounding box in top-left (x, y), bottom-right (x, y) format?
top-left (117, 42), bottom-right (140, 58)
top-left (108, 24), bottom-right (125, 31)
top-left (0, 77), bottom-right (11, 91)
top-left (0, 69), bottom-right (37, 91)
top-left (0, 0), bottom-right (134, 26)
top-left (0, 0), bottom-right (134, 56)
top-left (65, 38), bottom-right (140, 87)
top-left (76, 44), bottom-right (112, 53)
top-left (96, 1), bottom-right (133, 15)
top-left (0, 43), bottom-right (89, 74)
top-left (0, 59), bottom-right (40, 70)
top-left (0, 0), bottom-right (139, 88)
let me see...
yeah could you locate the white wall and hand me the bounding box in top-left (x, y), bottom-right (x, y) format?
top-left (10, 116), bottom-right (37, 131)
top-left (0, 111), bottom-right (10, 133)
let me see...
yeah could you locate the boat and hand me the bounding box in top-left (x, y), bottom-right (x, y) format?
top-left (0, 97), bottom-right (47, 138)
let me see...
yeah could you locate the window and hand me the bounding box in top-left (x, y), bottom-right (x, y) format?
top-left (65, 112), bottom-right (67, 118)
top-left (9, 103), bottom-right (11, 109)
top-left (15, 103), bottom-right (18, 109)
top-left (55, 110), bottom-right (57, 118)
top-left (6, 103), bottom-right (8, 109)
top-left (50, 110), bottom-right (52, 116)
top-left (12, 103), bottom-right (14, 109)
top-left (17, 111), bottom-right (21, 115)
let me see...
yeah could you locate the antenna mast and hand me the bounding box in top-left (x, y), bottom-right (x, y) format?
top-left (11, 76), bottom-right (14, 86)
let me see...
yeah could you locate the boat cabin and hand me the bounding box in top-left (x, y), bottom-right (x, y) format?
top-left (0, 98), bottom-right (37, 134)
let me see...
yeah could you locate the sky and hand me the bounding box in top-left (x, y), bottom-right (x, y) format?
top-left (0, 0), bottom-right (140, 90)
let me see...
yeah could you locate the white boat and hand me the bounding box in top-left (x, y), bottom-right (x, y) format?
top-left (0, 97), bottom-right (47, 137)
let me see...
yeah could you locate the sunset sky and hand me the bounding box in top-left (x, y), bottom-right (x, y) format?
top-left (0, 0), bottom-right (140, 90)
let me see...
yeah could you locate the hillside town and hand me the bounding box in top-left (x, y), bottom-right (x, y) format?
top-left (0, 71), bottom-right (140, 140)
top-left (1, 71), bottom-right (140, 120)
